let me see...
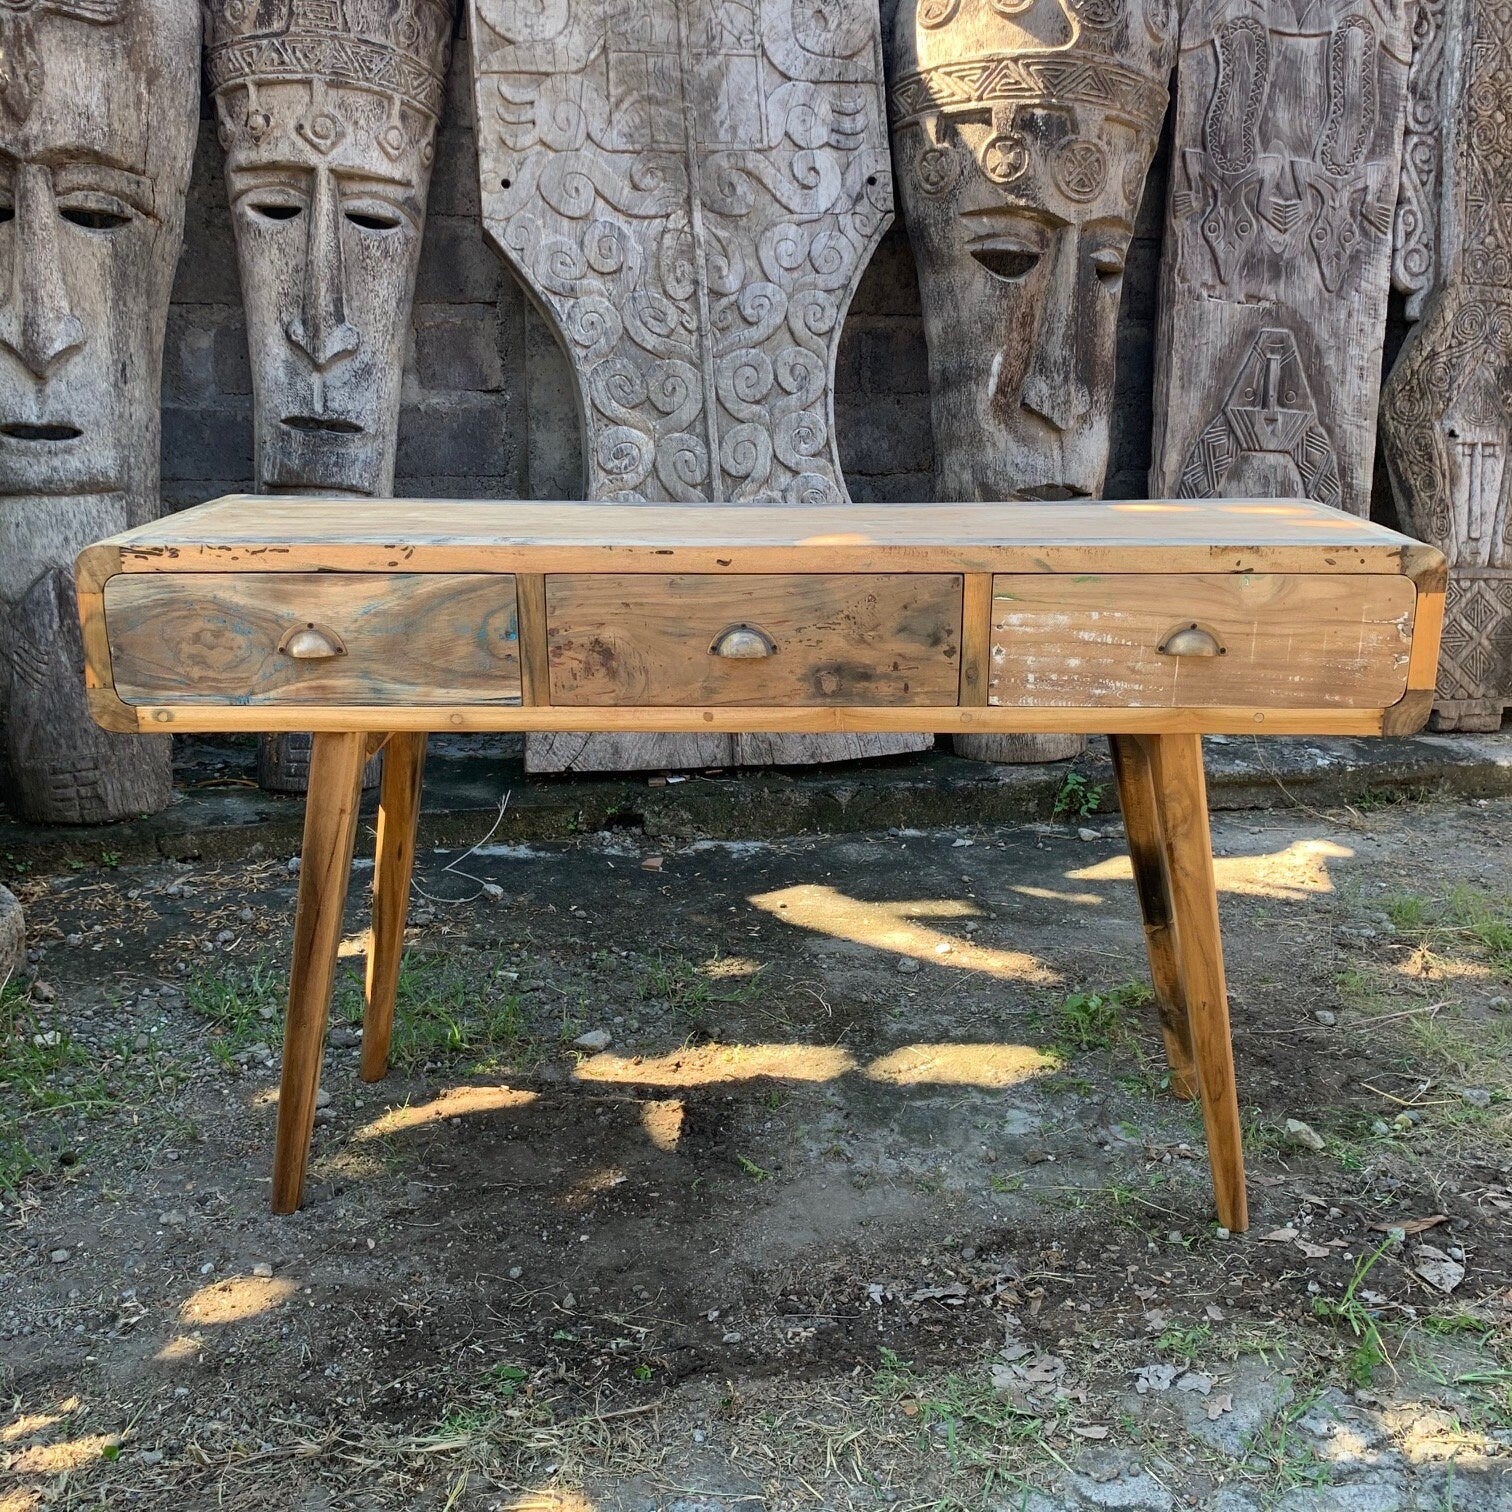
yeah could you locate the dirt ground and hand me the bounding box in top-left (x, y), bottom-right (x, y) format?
top-left (2, 784), bottom-right (1511, 1510)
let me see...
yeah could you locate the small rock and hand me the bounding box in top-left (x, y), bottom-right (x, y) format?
top-left (1488, 995), bottom-right (1509, 1012)
top-left (64, 933), bottom-right (83, 948)
top-left (329, 1026), bottom-right (362, 1049)
top-left (573, 1029), bottom-right (612, 1052)
top-left (895, 957), bottom-right (920, 975)
top-left (1077, 827), bottom-right (1101, 842)
top-left (252, 1262), bottom-right (274, 1278)
top-left (1413, 1244), bottom-right (1465, 1293)
top-left (0, 884), bottom-right (23, 986)
top-left (507, 1266), bottom-right (522, 1280)
top-left (286, 857), bottom-right (302, 873)
top-left (158, 1210), bottom-right (185, 1227)
top-left (49, 1248), bottom-right (70, 1264)
top-left (1312, 1009), bottom-right (1337, 1026)
top-left (1371, 1120), bottom-right (1390, 1136)
top-left (1284, 1118), bottom-right (1326, 1152)
top-left (314, 1088), bottom-right (331, 1108)
top-left (1458, 1087), bottom-right (1492, 1109)
top-left (139, 1449), bottom-right (163, 1465)
top-left (31, 981), bottom-right (56, 1003)
top-left (1214, 1227), bottom-right (1230, 1241)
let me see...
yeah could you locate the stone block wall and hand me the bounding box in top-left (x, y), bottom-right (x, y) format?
top-left (158, 38), bottom-right (1170, 511)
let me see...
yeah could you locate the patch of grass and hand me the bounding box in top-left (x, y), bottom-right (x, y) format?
top-left (1157, 1323), bottom-right (1213, 1364)
top-left (1051, 771), bottom-right (1104, 822)
top-left (379, 953), bottom-right (529, 1074)
top-left (184, 957), bottom-right (284, 1055)
top-left (0, 987), bottom-right (115, 1120)
top-left (637, 952), bottom-right (762, 1023)
top-left (736, 1153), bottom-right (772, 1181)
top-left (1047, 981), bottom-right (1151, 1053)
top-left (1311, 1239), bottom-right (1394, 1387)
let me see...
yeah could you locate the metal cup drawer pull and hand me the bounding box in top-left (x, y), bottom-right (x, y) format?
top-left (1158, 623), bottom-right (1225, 658)
top-left (711, 624), bottom-right (776, 659)
top-left (278, 623), bottom-right (347, 660)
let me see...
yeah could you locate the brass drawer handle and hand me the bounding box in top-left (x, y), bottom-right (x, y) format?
top-left (1158, 623), bottom-right (1225, 658)
top-left (711, 625), bottom-right (775, 659)
top-left (278, 623), bottom-right (347, 660)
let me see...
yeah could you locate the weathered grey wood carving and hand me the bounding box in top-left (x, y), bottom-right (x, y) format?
top-left (1381, 0), bottom-right (1512, 731)
top-left (890, 0), bottom-right (1174, 763)
top-left (0, 0), bottom-right (199, 823)
top-left (1149, 0), bottom-right (1411, 520)
top-left (209, 0), bottom-right (454, 791)
top-left (1391, 0), bottom-right (1445, 317)
top-left (470, 0), bottom-right (925, 771)
top-left (0, 883), bottom-right (22, 989)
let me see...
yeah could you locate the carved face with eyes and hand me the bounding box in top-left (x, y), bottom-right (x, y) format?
top-left (216, 76), bottom-right (439, 498)
top-left (890, 0), bottom-right (1173, 502)
top-left (0, 2), bottom-right (198, 502)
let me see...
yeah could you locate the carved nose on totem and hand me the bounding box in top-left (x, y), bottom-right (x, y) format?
top-left (0, 165), bottom-right (87, 380)
top-left (1020, 367), bottom-right (1092, 434)
top-left (284, 312), bottom-right (361, 371)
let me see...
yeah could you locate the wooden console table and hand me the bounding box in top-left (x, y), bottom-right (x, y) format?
top-left (76, 498), bottom-right (1445, 1229)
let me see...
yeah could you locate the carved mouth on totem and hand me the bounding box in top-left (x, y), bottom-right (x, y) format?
top-left (1, 423), bottom-right (84, 443)
top-left (1015, 484), bottom-right (1090, 502)
top-left (281, 415), bottom-right (365, 436)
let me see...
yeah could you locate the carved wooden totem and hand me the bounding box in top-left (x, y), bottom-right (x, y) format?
top-left (209, 0), bottom-right (454, 791)
top-left (469, 0), bottom-right (924, 772)
top-left (890, 0), bottom-right (1174, 763)
top-left (0, 0), bottom-right (199, 823)
top-left (1149, 0), bottom-right (1411, 519)
top-left (1381, 0), bottom-right (1512, 731)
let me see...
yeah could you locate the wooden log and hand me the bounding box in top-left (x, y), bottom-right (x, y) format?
top-left (207, 0), bottom-right (453, 793)
top-left (889, 0), bottom-right (1175, 765)
top-left (1108, 735), bottom-right (1196, 1101)
top-left (362, 732), bottom-right (426, 1083)
top-left (1380, 0), bottom-right (1512, 734)
top-left (1150, 1), bottom-right (1413, 520)
top-left (271, 730), bottom-right (367, 1214)
top-left (1145, 732), bottom-right (1247, 1233)
top-left (469, 0), bottom-right (927, 774)
top-left (0, 0), bottom-right (198, 823)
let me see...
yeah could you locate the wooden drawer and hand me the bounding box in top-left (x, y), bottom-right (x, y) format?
top-left (546, 574), bottom-right (963, 706)
top-left (104, 573), bottom-right (521, 706)
top-left (988, 574), bottom-right (1416, 708)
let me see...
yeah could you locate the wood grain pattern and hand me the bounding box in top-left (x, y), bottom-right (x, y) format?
top-left (122, 703), bottom-right (1402, 736)
top-left (1145, 733), bottom-right (1247, 1234)
top-left (514, 574), bottom-right (550, 707)
top-left (271, 730), bottom-right (366, 1214)
top-left (93, 496), bottom-right (1433, 575)
top-left (362, 732), bottom-right (426, 1084)
top-left (1109, 735), bottom-right (1196, 1102)
top-left (546, 574), bottom-right (963, 708)
top-left (987, 574), bottom-right (1416, 709)
top-left (105, 572), bottom-right (521, 706)
top-left (957, 574), bottom-right (993, 708)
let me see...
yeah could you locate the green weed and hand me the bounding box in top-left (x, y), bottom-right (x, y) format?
top-left (1052, 771), bottom-right (1104, 822)
top-left (1312, 1239), bottom-right (1394, 1386)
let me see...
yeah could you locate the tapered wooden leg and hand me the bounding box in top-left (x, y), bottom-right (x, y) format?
top-left (362, 732), bottom-right (426, 1083)
top-left (1109, 735), bottom-right (1197, 1101)
top-left (271, 731), bottom-right (367, 1215)
top-left (1145, 733), bottom-right (1248, 1234)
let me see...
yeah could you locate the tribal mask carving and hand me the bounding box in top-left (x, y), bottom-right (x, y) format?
top-left (209, 0), bottom-right (454, 497)
top-left (891, 0), bottom-right (1174, 500)
top-left (0, 0), bottom-right (199, 823)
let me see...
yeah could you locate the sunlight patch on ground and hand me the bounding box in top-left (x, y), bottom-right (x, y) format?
top-left (749, 884), bottom-right (1055, 981)
top-left (640, 1097), bottom-right (684, 1149)
top-left (702, 955), bottom-right (762, 978)
top-left (154, 1334), bottom-right (205, 1364)
top-left (1394, 948), bottom-right (1495, 982)
top-left (1, 1401), bottom-right (80, 1446)
top-left (1009, 884), bottom-right (1104, 905)
top-left (180, 1275), bottom-right (297, 1326)
top-left (575, 1043), bottom-right (857, 1086)
top-left (508, 1490), bottom-right (594, 1512)
top-left (355, 1084), bottom-right (538, 1140)
top-left (557, 1167), bottom-right (629, 1209)
top-left (1071, 838), bottom-right (1355, 900)
top-left (865, 1043), bottom-right (1058, 1088)
top-left (7, 1433), bottom-right (116, 1476)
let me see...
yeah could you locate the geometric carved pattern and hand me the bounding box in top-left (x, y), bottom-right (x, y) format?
top-left (1151, 1), bottom-right (1412, 519)
top-left (1382, 0), bottom-right (1512, 728)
